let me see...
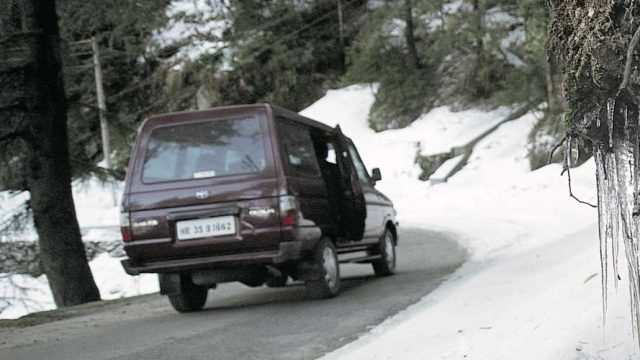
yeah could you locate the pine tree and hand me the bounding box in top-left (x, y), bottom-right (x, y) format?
top-left (0, 0), bottom-right (101, 306)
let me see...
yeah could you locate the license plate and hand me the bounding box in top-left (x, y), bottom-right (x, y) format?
top-left (176, 216), bottom-right (236, 240)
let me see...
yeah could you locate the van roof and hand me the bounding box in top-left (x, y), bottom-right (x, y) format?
top-left (141, 103), bottom-right (334, 133)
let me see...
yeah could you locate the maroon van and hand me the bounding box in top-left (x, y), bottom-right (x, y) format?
top-left (120, 104), bottom-right (398, 312)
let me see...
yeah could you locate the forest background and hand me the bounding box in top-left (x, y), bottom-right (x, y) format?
top-left (0, 0), bottom-right (564, 197)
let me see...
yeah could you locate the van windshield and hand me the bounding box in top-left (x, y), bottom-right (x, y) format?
top-left (142, 116), bottom-right (267, 183)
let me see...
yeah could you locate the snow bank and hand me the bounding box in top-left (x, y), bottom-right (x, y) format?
top-left (0, 254), bottom-right (159, 320)
top-left (300, 84), bottom-right (511, 183)
top-left (0, 178), bottom-right (157, 319)
top-left (303, 86), bottom-right (636, 360)
top-left (1, 177), bottom-right (123, 243)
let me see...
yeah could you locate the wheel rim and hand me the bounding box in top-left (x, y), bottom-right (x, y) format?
top-left (384, 233), bottom-right (395, 268)
top-left (322, 246), bottom-right (338, 288)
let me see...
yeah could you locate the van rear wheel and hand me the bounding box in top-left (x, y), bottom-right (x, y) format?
top-left (306, 239), bottom-right (340, 299)
top-left (168, 283), bottom-right (208, 313)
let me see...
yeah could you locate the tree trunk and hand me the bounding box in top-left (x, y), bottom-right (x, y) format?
top-left (21, 0), bottom-right (101, 306)
top-left (403, 0), bottom-right (419, 69)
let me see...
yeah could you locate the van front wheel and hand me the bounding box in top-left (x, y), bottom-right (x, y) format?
top-left (372, 229), bottom-right (396, 276)
top-left (168, 283), bottom-right (208, 313)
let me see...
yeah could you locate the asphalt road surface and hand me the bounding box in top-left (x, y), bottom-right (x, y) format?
top-left (0, 228), bottom-right (466, 360)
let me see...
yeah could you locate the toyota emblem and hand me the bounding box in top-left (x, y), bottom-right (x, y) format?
top-left (195, 190), bottom-right (209, 199)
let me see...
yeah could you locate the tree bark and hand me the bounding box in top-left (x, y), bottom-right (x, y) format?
top-left (403, 0), bottom-right (419, 69)
top-left (471, 0), bottom-right (487, 98)
top-left (545, 57), bottom-right (564, 116)
top-left (21, 0), bottom-right (101, 306)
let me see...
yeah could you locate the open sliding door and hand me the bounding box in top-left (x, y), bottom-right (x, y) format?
top-left (332, 125), bottom-right (366, 240)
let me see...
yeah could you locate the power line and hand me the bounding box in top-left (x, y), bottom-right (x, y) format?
top-left (242, 0), bottom-right (360, 62)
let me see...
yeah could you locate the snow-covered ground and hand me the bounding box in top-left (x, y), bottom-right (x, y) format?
top-left (303, 86), bottom-right (636, 359)
top-left (0, 84), bottom-right (636, 359)
top-left (0, 178), bottom-right (158, 319)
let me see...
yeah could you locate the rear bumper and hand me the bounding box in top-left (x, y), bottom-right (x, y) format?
top-left (121, 241), bottom-right (302, 275)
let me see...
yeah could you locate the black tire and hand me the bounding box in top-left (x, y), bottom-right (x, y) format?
top-left (168, 283), bottom-right (208, 313)
top-left (306, 239), bottom-right (341, 299)
top-left (372, 229), bottom-right (396, 276)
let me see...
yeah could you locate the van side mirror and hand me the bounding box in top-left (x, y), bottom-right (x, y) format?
top-left (371, 168), bottom-right (382, 182)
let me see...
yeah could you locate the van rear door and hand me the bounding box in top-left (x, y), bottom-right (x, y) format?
top-left (124, 110), bottom-right (281, 262)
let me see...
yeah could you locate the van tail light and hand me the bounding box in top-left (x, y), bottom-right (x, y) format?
top-left (120, 213), bottom-right (132, 242)
top-left (278, 195), bottom-right (299, 226)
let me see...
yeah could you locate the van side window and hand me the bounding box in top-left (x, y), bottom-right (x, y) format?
top-left (276, 117), bottom-right (320, 177)
top-left (346, 142), bottom-right (371, 185)
top-left (325, 143), bottom-right (337, 164)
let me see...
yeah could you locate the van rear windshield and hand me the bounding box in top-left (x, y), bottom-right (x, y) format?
top-left (141, 116), bottom-right (267, 183)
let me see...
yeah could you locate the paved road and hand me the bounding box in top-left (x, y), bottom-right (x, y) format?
top-left (0, 228), bottom-right (466, 360)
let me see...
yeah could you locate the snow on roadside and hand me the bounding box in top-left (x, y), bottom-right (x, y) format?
top-left (0, 178), bottom-right (158, 320)
top-left (302, 86), bottom-right (636, 359)
top-left (89, 253), bottom-right (159, 300)
top-left (0, 254), bottom-right (159, 320)
top-left (1, 177), bottom-right (123, 243)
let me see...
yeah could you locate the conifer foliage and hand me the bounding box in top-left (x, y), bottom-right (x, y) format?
top-left (0, 0), bottom-right (101, 307)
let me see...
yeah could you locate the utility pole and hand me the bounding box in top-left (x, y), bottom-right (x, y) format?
top-left (91, 36), bottom-right (111, 169)
top-left (403, 0), bottom-right (419, 69)
top-left (337, 0), bottom-right (344, 44)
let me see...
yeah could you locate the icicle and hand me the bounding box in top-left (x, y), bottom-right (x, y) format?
top-left (595, 147), bottom-right (610, 319)
top-left (607, 99), bottom-right (615, 148)
top-left (625, 106), bottom-right (629, 131)
top-left (615, 137), bottom-right (640, 345)
top-left (609, 147), bottom-right (621, 291)
top-left (595, 128), bottom-right (640, 346)
top-left (566, 136), bottom-right (573, 168)
top-left (571, 138), bottom-right (580, 164)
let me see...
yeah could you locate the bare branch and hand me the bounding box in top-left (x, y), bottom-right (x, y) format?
top-left (69, 159), bottom-right (125, 180)
top-left (0, 131), bottom-right (27, 143)
top-left (548, 135), bottom-right (566, 165)
top-left (0, 273), bottom-right (46, 316)
top-left (562, 142), bottom-right (597, 208)
top-left (619, 24), bottom-right (640, 93)
top-left (91, 165), bottom-right (125, 180)
top-left (566, 166), bottom-right (598, 208)
top-left (74, 101), bottom-right (101, 111)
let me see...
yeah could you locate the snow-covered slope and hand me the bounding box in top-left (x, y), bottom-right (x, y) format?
top-left (302, 85), bottom-right (636, 360)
